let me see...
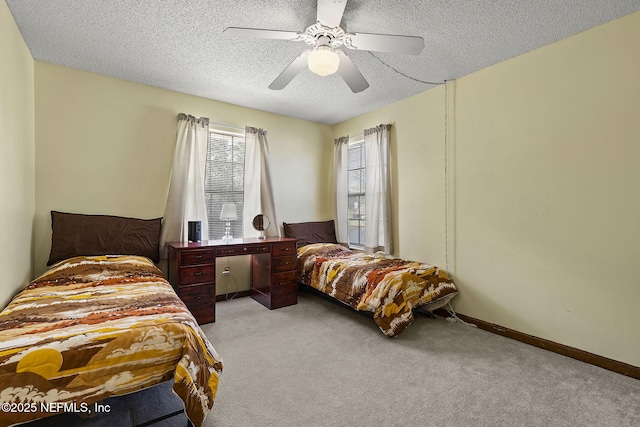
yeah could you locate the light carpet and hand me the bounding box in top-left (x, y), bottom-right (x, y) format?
top-left (25, 289), bottom-right (640, 426)
top-left (202, 291), bottom-right (640, 427)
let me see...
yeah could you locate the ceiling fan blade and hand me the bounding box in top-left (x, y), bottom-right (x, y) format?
top-left (224, 27), bottom-right (301, 41)
top-left (317, 0), bottom-right (348, 28)
top-left (336, 51), bottom-right (369, 93)
top-left (269, 51), bottom-right (310, 90)
top-left (346, 33), bottom-right (424, 55)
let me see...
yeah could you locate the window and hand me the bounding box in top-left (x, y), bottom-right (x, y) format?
top-left (338, 125), bottom-right (391, 252)
top-left (347, 138), bottom-right (365, 248)
top-left (205, 130), bottom-right (245, 240)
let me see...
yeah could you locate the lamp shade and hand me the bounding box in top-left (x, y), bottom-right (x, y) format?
top-left (307, 46), bottom-right (340, 76)
top-left (220, 203), bottom-right (238, 220)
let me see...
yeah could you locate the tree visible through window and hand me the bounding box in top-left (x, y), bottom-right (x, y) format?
top-left (205, 131), bottom-right (245, 240)
top-left (347, 140), bottom-right (365, 248)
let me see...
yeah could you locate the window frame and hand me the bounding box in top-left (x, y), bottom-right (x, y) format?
top-left (347, 136), bottom-right (366, 249)
top-left (205, 128), bottom-right (245, 240)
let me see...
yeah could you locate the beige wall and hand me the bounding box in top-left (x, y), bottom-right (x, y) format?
top-left (453, 11), bottom-right (640, 366)
top-left (34, 62), bottom-right (333, 293)
top-left (0, 1), bottom-right (35, 307)
top-left (333, 11), bottom-right (640, 367)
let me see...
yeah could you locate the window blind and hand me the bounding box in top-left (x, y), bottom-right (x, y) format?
top-left (347, 140), bottom-right (366, 247)
top-left (205, 131), bottom-right (245, 240)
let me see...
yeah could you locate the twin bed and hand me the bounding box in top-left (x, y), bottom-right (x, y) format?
top-left (0, 214), bottom-right (457, 426)
top-left (284, 220), bottom-right (458, 337)
top-left (0, 213), bottom-right (222, 427)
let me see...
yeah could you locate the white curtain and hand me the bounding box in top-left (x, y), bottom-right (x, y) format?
top-left (364, 124), bottom-right (392, 254)
top-left (333, 136), bottom-right (349, 245)
top-left (159, 114), bottom-right (209, 256)
top-left (243, 126), bottom-right (280, 238)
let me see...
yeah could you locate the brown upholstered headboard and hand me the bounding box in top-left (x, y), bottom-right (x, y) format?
top-left (282, 220), bottom-right (338, 248)
top-left (47, 211), bottom-right (162, 265)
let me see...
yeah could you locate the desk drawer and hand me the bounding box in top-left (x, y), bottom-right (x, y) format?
top-left (179, 265), bottom-right (216, 285)
top-left (272, 241), bottom-right (297, 257)
top-left (179, 283), bottom-right (214, 310)
top-left (216, 244), bottom-right (270, 257)
top-left (180, 249), bottom-right (215, 266)
top-left (272, 271), bottom-right (296, 288)
top-left (272, 256), bottom-right (296, 273)
top-left (271, 281), bottom-right (297, 296)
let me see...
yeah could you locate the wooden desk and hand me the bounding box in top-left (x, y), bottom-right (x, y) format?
top-left (167, 237), bottom-right (298, 324)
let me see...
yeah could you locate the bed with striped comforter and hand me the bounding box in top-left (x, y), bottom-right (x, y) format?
top-left (297, 243), bottom-right (458, 337)
top-left (0, 255), bottom-right (222, 427)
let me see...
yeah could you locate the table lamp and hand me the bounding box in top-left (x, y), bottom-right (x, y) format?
top-left (220, 203), bottom-right (237, 241)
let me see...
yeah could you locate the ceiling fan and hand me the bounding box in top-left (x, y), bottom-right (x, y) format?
top-left (223, 0), bottom-right (424, 93)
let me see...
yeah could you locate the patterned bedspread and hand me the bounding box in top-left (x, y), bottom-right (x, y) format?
top-left (297, 243), bottom-right (458, 337)
top-left (0, 255), bottom-right (222, 427)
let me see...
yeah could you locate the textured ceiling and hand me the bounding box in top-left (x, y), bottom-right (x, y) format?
top-left (6, 0), bottom-right (640, 124)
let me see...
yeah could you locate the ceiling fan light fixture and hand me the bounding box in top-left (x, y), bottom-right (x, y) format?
top-left (307, 46), bottom-right (340, 76)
